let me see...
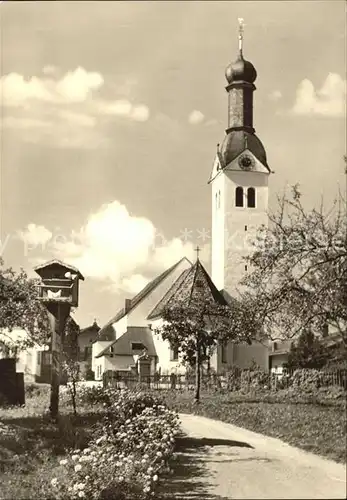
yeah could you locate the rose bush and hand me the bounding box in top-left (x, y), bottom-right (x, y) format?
top-left (49, 388), bottom-right (180, 499)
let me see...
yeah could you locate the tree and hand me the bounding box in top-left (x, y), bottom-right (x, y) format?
top-left (241, 182), bottom-right (347, 348)
top-left (155, 300), bottom-right (255, 402)
top-left (0, 258), bottom-right (49, 352)
top-left (285, 329), bottom-right (329, 370)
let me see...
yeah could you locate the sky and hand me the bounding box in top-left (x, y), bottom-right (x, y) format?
top-left (0, 1), bottom-right (346, 328)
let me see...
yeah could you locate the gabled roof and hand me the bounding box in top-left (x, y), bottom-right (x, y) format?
top-left (34, 259), bottom-right (85, 280)
top-left (95, 326), bottom-right (156, 358)
top-left (147, 259), bottom-right (228, 320)
top-left (96, 257), bottom-right (191, 340)
top-left (79, 320), bottom-right (100, 336)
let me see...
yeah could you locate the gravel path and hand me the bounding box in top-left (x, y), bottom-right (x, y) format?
top-left (162, 413), bottom-right (346, 499)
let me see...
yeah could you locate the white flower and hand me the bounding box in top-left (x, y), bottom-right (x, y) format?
top-left (152, 474), bottom-right (158, 482)
top-left (77, 483), bottom-right (85, 490)
top-left (51, 478), bottom-right (58, 487)
top-left (74, 464), bottom-right (82, 472)
top-left (78, 492), bottom-right (85, 498)
top-left (72, 454), bottom-right (79, 461)
top-left (59, 459), bottom-right (68, 466)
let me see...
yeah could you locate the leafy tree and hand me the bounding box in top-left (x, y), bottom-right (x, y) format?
top-left (0, 258), bottom-right (49, 352)
top-left (241, 182), bottom-right (347, 349)
top-left (285, 330), bottom-right (330, 370)
top-left (61, 316), bottom-right (81, 415)
top-left (155, 300), bottom-right (255, 402)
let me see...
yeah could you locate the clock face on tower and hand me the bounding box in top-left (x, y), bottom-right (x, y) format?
top-left (238, 154), bottom-right (255, 170)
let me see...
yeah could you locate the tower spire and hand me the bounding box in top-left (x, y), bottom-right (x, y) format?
top-left (238, 18), bottom-right (245, 56)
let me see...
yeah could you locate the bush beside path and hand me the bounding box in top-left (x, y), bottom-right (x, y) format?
top-left (0, 384), bottom-right (179, 500)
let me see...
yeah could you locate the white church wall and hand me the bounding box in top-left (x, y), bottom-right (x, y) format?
top-left (211, 172), bottom-right (226, 291)
top-left (150, 319), bottom-right (185, 375)
top-left (223, 167), bottom-right (269, 296)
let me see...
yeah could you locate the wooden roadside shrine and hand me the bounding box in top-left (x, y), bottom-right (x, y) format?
top-left (34, 259), bottom-right (84, 419)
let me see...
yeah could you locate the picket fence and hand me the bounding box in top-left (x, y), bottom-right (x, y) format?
top-left (103, 368), bottom-right (347, 391)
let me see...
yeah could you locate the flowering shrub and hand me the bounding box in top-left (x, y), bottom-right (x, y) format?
top-left (240, 368), bottom-right (271, 392)
top-left (49, 388), bottom-right (180, 499)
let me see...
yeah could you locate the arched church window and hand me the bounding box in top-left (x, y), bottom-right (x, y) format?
top-left (247, 187), bottom-right (256, 208)
top-left (235, 187), bottom-right (244, 207)
top-left (215, 192), bottom-right (218, 209)
top-left (218, 190), bottom-right (221, 209)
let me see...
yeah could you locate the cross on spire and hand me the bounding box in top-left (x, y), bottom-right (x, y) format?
top-left (238, 17), bottom-right (245, 55)
top-left (195, 245), bottom-right (201, 261)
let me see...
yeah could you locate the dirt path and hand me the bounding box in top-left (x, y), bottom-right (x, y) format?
top-left (161, 413), bottom-right (346, 499)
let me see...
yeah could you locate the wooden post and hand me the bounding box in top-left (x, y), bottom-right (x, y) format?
top-left (47, 302), bottom-right (70, 420)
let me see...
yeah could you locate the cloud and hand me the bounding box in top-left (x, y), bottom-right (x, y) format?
top-left (292, 73), bottom-right (346, 117)
top-left (188, 110), bottom-right (205, 125)
top-left (1, 67), bottom-right (104, 106)
top-left (120, 275), bottom-right (150, 295)
top-left (0, 67), bottom-right (150, 148)
top-left (96, 99), bottom-right (150, 122)
top-left (18, 224), bottom-right (53, 248)
top-left (269, 90), bottom-right (282, 102)
top-left (21, 200), bottom-right (201, 293)
top-left (42, 65), bottom-right (58, 76)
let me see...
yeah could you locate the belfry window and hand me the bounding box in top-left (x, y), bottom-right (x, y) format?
top-left (247, 187), bottom-right (256, 208)
top-left (235, 187), bottom-right (244, 207)
top-left (218, 190), bottom-right (221, 209)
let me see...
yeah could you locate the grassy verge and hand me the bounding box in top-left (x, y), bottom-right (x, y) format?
top-left (161, 390), bottom-right (347, 464)
top-left (0, 385), bottom-right (104, 499)
top-left (1, 385), bottom-right (179, 500)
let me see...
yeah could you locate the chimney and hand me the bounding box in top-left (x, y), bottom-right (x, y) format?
top-left (124, 298), bottom-right (131, 313)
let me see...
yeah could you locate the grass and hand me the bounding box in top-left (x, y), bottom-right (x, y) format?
top-left (1, 384), bottom-right (346, 498)
top-left (161, 389), bottom-right (347, 464)
top-left (0, 384), bottom-right (103, 500)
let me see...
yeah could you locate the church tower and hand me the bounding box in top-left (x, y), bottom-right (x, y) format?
top-left (209, 20), bottom-right (271, 297)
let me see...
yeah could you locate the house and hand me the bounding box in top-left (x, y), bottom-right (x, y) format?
top-left (268, 340), bottom-right (293, 374)
top-left (0, 315), bottom-right (81, 384)
top-left (78, 320), bottom-right (100, 377)
top-left (94, 326), bottom-right (157, 380)
top-left (0, 328), bottom-right (46, 383)
top-left (92, 257), bottom-right (192, 380)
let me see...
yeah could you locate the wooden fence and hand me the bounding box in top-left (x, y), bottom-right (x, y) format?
top-left (103, 368), bottom-right (347, 391)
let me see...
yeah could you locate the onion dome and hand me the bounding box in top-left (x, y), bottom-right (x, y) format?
top-left (225, 54), bottom-right (257, 84)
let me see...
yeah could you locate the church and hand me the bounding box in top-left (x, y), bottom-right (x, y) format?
top-left (92, 24), bottom-right (276, 380)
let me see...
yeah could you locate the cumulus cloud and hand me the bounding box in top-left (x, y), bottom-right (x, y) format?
top-left (0, 67), bottom-right (150, 148)
top-left (292, 73), bottom-right (346, 117)
top-left (1, 68), bottom-right (104, 106)
top-left (21, 200), bottom-right (201, 294)
top-left (188, 110), bottom-right (205, 125)
top-left (18, 224), bottom-right (53, 249)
